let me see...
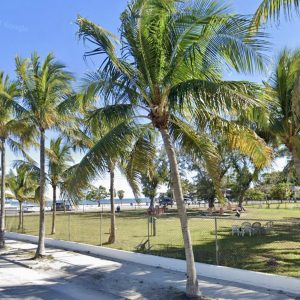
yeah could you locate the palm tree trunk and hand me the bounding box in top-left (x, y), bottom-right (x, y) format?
top-left (18, 202), bottom-right (22, 230)
top-left (20, 201), bottom-right (24, 232)
top-left (0, 138), bottom-right (6, 248)
top-left (108, 164), bottom-right (116, 244)
top-left (150, 196), bottom-right (155, 208)
top-left (35, 129), bottom-right (46, 258)
top-left (292, 149), bottom-right (300, 183)
top-left (160, 128), bottom-right (199, 298)
top-left (238, 189), bottom-right (248, 208)
top-left (238, 180), bottom-right (252, 208)
top-left (51, 185), bottom-right (56, 235)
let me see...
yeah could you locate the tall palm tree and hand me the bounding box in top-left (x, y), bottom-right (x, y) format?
top-left (253, 0), bottom-right (300, 30)
top-left (73, 119), bottom-right (118, 244)
top-left (69, 111), bottom-right (155, 244)
top-left (15, 53), bottom-right (74, 258)
top-left (266, 49), bottom-right (300, 180)
top-left (6, 166), bottom-right (39, 230)
top-left (76, 1), bottom-right (272, 296)
top-left (117, 190), bottom-right (125, 206)
top-left (0, 72), bottom-right (31, 248)
top-left (48, 137), bottom-right (73, 234)
top-left (141, 154), bottom-right (169, 208)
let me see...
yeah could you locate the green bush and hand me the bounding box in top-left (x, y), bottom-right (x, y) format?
top-left (245, 188), bottom-right (265, 201)
top-left (270, 183), bottom-right (293, 200)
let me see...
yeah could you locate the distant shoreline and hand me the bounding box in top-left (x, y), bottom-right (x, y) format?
top-left (5, 198), bottom-right (150, 207)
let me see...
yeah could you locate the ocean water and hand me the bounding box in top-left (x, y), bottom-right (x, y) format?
top-left (6, 198), bottom-right (149, 207)
top-left (79, 198), bottom-right (148, 205)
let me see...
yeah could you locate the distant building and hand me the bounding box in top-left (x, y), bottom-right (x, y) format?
top-left (291, 186), bottom-right (300, 199)
top-left (222, 188), bottom-right (233, 201)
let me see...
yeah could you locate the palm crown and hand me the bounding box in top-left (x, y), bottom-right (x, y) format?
top-left (15, 52), bottom-right (74, 131)
top-left (76, 1), bottom-right (273, 296)
top-left (0, 72), bottom-right (32, 153)
top-left (6, 166), bottom-right (39, 230)
top-left (6, 166), bottom-right (39, 204)
top-left (266, 49), bottom-right (300, 179)
top-left (77, 0), bottom-right (272, 200)
top-left (0, 71), bottom-right (34, 248)
top-left (15, 52), bottom-right (74, 257)
top-left (48, 137), bottom-right (74, 187)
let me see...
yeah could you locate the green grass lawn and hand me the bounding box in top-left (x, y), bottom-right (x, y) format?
top-left (5, 205), bottom-right (300, 278)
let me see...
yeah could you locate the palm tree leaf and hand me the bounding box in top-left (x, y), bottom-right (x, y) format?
top-left (169, 117), bottom-right (224, 202)
top-left (68, 121), bottom-right (139, 196)
top-left (220, 122), bottom-right (272, 169)
top-left (86, 104), bottom-right (135, 135)
top-left (121, 127), bottom-right (157, 197)
top-left (170, 79), bottom-right (265, 114)
top-left (252, 0), bottom-right (300, 30)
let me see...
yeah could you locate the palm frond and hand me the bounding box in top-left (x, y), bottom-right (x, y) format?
top-left (170, 79), bottom-right (265, 114)
top-left (121, 127), bottom-right (157, 197)
top-left (68, 121), bottom-right (139, 196)
top-left (252, 0), bottom-right (300, 30)
top-left (86, 104), bottom-right (135, 135)
top-left (170, 117), bottom-right (224, 202)
top-left (222, 122), bottom-right (272, 169)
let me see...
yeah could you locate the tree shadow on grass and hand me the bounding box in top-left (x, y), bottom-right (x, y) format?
top-left (148, 222), bottom-right (300, 277)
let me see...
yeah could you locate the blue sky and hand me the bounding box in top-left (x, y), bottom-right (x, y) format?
top-left (1, 1), bottom-right (300, 198)
top-left (1, 1), bottom-right (300, 80)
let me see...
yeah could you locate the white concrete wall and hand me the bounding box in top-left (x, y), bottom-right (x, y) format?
top-left (6, 232), bottom-right (300, 295)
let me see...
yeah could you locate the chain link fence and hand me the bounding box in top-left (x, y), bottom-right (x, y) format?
top-left (4, 204), bottom-right (300, 277)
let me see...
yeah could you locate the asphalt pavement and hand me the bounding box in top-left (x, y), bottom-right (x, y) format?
top-left (0, 240), bottom-right (297, 300)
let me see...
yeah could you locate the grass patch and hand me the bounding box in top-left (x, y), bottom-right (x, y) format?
top-left (5, 206), bottom-right (300, 277)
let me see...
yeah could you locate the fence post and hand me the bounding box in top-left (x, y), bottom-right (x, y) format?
top-left (3, 209), bottom-right (5, 229)
top-left (150, 216), bottom-right (153, 236)
top-left (22, 206), bottom-right (24, 232)
top-left (68, 213), bottom-right (71, 241)
top-left (215, 217), bottom-right (219, 265)
top-left (100, 212), bottom-right (102, 246)
top-left (147, 216), bottom-right (151, 250)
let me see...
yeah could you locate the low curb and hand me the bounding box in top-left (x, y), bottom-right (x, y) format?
top-left (6, 232), bottom-right (300, 295)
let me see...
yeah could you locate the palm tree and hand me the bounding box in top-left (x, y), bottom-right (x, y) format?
top-left (266, 49), bottom-right (300, 180)
top-left (0, 72), bottom-right (31, 248)
top-left (76, 121), bottom-right (119, 244)
top-left (6, 166), bottom-right (39, 230)
top-left (76, 1), bottom-right (271, 296)
top-left (253, 0), bottom-right (300, 30)
top-left (15, 53), bottom-right (74, 258)
top-left (141, 154), bottom-right (168, 208)
top-left (231, 156), bottom-right (260, 208)
top-left (117, 190), bottom-right (125, 206)
top-left (48, 137), bottom-right (73, 234)
top-left (69, 111), bottom-right (155, 244)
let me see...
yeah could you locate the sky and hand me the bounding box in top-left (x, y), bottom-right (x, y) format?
top-left (1, 1), bottom-right (300, 198)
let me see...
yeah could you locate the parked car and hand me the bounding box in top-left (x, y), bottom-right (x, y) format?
top-left (159, 197), bottom-right (174, 206)
top-left (23, 205), bottom-right (40, 213)
top-left (197, 199), bottom-right (207, 204)
top-left (53, 202), bottom-right (73, 211)
top-left (184, 197), bottom-right (193, 205)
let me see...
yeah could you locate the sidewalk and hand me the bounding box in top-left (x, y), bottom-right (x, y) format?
top-left (0, 240), bottom-right (297, 300)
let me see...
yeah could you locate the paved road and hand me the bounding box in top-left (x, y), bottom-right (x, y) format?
top-left (0, 257), bottom-right (118, 300)
top-left (0, 240), bottom-right (297, 300)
